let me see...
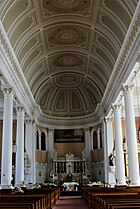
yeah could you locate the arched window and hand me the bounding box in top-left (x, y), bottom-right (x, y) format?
top-left (36, 130), bottom-right (39, 149)
top-left (99, 129), bottom-right (102, 148)
top-left (93, 130), bottom-right (98, 149)
top-left (41, 131), bottom-right (46, 151)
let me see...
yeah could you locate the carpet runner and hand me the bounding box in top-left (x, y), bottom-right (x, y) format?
top-left (53, 196), bottom-right (89, 209)
top-left (60, 190), bottom-right (81, 196)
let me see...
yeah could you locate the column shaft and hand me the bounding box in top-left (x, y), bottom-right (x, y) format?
top-left (1, 86), bottom-right (14, 188)
top-left (112, 104), bottom-right (126, 185)
top-left (84, 128), bottom-right (91, 173)
top-left (25, 120), bottom-right (36, 184)
top-left (123, 84), bottom-right (140, 185)
top-left (97, 130), bottom-right (100, 149)
top-left (15, 106), bottom-right (25, 187)
top-left (47, 129), bottom-right (54, 176)
top-left (31, 124), bottom-right (36, 183)
top-left (104, 117), bottom-right (115, 185)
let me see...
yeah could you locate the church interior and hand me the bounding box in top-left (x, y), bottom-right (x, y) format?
top-left (0, 0), bottom-right (140, 197)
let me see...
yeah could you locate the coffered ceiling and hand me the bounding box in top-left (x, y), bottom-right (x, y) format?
top-left (0, 0), bottom-right (139, 126)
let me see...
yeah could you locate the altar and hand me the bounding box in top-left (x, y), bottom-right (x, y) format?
top-left (62, 182), bottom-right (79, 191)
top-left (51, 150), bottom-right (89, 185)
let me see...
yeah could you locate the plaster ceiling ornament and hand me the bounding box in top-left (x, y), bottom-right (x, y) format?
top-left (51, 53), bottom-right (84, 68)
top-left (53, 73), bottom-right (82, 88)
top-left (52, 0), bottom-right (80, 9)
top-left (0, 0), bottom-right (139, 126)
top-left (41, 0), bottom-right (91, 17)
top-left (47, 25), bottom-right (88, 48)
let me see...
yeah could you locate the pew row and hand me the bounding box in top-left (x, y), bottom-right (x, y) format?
top-left (0, 187), bottom-right (60, 209)
top-left (81, 186), bottom-right (140, 209)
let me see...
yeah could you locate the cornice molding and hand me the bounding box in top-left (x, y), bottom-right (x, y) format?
top-left (0, 21), bottom-right (36, 116)
top-left (102, 4), bottom-right (140, 114)
top-left (34, 102), bottom-right (103, 127)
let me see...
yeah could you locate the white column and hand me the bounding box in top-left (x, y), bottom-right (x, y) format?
top-left (97, 129), bottom-right (100, 149)
top-left (25, 119), bottom-right (33, 184)
top-left (104, 117), bottom-right (116, 185)
top-left (15, 106), bottom-right (25, 187)
top-left (90, 131), bottom-right (93, 150)
top-left (101, 124), bottom-right (104, 149)
top-left (32, 123), bottom-right (36, 183)
top-left (122, 84), bottom-right (140, 185)
top-left (47, 129), bottom-right (54, 176)
top-left (112, 104), bottom-right (126, 185)
top-left (25, 119), bottom-right (36, 184)
top-left (84, 128), bottom-right (91, 172)
top-left (1, 86), bottom-right (14, 188)
top-left (39, 133), bottom-right (41, 150)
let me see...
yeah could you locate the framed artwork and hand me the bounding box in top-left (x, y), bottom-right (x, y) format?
top-left (54, 129), bottom-right (84, 143)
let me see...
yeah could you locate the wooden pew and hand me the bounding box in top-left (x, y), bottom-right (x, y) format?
top-left (0, 202), bottom-right (35, 209)
top-left (81, 187), bottom-right (133, 208)
top-left (81, 186), bottom-right (140, 209)
top-left (0, 187), bottom-right (60, 209)
top-left (94, 195), bottom-right (140, 209)
top-left (21, 187), bottom-right (60, 208)
top-left (0, 196), bottom-right (42, 209)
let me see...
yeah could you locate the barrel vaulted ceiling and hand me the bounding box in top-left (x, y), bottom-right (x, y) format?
top-left (0, 0), bottom-right (139, 126)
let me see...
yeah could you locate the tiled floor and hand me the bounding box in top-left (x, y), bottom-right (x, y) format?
top-left (53, 196), bottom-right (89, 209)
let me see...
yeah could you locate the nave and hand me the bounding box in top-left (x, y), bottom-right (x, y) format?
top-left (1, 185), bottom-right (140, 209)
top-left (0, 0), bottom-right (140, 190)
top-left (53, 196), bottom-right (89, 209)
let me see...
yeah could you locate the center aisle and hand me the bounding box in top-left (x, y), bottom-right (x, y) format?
top-left (53, 196), bottom-right (89, 209)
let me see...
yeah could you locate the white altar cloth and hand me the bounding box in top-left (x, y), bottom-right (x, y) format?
top-left (62, 182), bottom-right (79, 191)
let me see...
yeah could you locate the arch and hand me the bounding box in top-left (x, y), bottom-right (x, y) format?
top-left (36, 129), bottom-right (40, 150)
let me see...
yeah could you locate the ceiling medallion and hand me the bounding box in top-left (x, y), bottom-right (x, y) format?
top-left (55, 29), bottom-right (79, 44)
top-left (61, 76), bottom-right (75, 83)
top-left (52, 53), bottom-right (83, 67)
top-left (60, 32), bottom-right (74, 40)
top-left (54, 73), bottom-right (82, 88)
top-left (62, 57), bottom-right (74, 65)
top-left (48, 26), bottom-right (87, 47)
top-left (52, 0), bottom-right (80, 9)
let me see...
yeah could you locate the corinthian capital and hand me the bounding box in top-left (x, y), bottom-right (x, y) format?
top-left (1, 85), bottom-right (14, 98)
top-left (122, 83), bottom-right (135, 93)
top-left (25, 118), bottom-right (33, 126)
top-left (16, 105), bottom-right (25, 114)
top-left (136, 52), bottom-right (140, 64)
top-left (112, 103), bottom-right (122, 111)
top-left (104, 116), bottom-right (113, 124)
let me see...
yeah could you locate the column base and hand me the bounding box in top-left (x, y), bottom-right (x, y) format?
top-left (116, 181), bottom-right (126, 186)
top-left (127, 181), bottom-right (140, 186)
top-left (0, 184), bottom-right (14, 189)
top-left (109, 166), bottom-right (115, 173)
top-left (15, 184), bottom-right (26, 188)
